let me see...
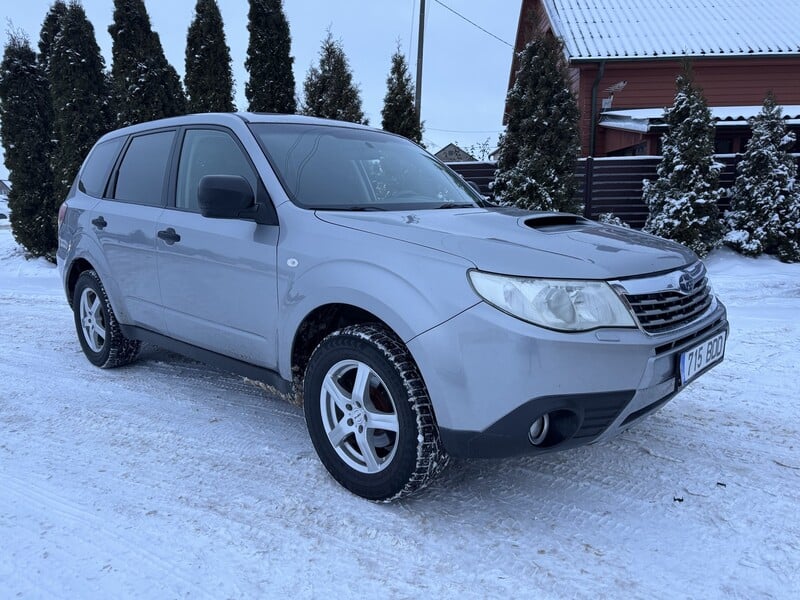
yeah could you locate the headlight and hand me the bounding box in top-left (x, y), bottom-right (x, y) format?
top-left (468, 271), bottom-right (636, 332)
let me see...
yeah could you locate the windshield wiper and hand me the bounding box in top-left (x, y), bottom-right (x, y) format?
top-left (434, 202), bottom-right (477, 209)
top-left (316, 205), bottom-right (387, 211)
top-left (342, 206), bottom-right (387, 211)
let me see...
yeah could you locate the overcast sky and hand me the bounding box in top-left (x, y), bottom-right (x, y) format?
top-left (0, 0), bottom-right (520, 180)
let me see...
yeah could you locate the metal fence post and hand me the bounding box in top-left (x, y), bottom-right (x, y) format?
top-left (583, 156), bottom-right (594, 218)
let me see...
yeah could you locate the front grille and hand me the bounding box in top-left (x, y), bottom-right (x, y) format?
top-left (622, 266), bottom-right (713, 334)
top-left (654, 317), bottom-right (725, 355)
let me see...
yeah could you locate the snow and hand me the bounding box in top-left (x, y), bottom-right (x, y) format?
top-left (601, 106), bottom-right (800, 134)
top-left (2, 225), bottom-right (800, 597)
top-left (544, 0), bottom-right (800, 61)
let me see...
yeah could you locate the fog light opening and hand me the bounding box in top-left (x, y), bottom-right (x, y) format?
top-left (528, 414), bottom-right (550, 446)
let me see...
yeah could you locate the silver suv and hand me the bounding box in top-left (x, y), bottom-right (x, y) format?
top-left (57, 113), bottom-right (728, 501)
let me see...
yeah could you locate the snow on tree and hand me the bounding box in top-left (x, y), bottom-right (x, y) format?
top-left (49, 2), bottom-right (113, 202)
top-left (724, 94), bottom-right (800, 262)
top-left (302, 32), bottom-right (367, 125)
top-left (643, 66), bottom-right (723, 257)
top-left (381, 47), bottom-right (421, 143)
top-left (109, 0), bottom-right (186, 127)
top-left (185, 0), bottom-right (235, 113)
top-left (245, 0), bottom-right (296, 114)
top-left (597, 213), bottom-right (631, 228)
top-left (0, 33), bottom-right (57, 259)
top-left (493, 36), bottom-right (580, 213)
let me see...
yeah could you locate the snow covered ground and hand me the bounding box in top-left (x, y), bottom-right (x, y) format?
top-left (1, 223), bottom-right (799, 599)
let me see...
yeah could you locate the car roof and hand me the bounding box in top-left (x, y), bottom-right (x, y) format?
top-left (96, 112), bottom-right (375, 144)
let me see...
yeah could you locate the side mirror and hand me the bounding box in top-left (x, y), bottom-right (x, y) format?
top-left (198, 175), bottom-right (277, 225)
top-left (466, 180), bottom-right (482, 194)
top-left (198, 175), bottom-right (255, 219)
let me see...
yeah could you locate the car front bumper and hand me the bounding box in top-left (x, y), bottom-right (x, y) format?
top-left (408, 299), bottom-right (728, 458)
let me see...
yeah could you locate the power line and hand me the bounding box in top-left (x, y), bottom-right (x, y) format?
top-left (427, 126), bottom-right (504, 134)
top-left (431, 0), bottom-right (513, 48)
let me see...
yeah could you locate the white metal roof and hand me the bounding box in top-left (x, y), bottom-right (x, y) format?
top-left (543, 0), bottom-right (800, 61)
top-left (600, 105), bottom-right (800, 132)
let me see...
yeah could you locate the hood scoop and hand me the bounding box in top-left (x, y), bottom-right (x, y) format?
top-left (522, 213), bottom-right (591, 232)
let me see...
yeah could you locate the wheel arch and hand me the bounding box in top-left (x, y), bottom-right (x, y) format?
top-left (66, 257), bottom-right (97, 308)
top-left (288, 303), bottom-right (401, 398)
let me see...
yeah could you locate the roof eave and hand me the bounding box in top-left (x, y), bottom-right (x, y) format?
top-left (569, 51), bottom-right (800, 64)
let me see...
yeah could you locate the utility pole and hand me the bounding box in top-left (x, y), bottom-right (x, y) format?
top-left (415, 0), bottom-right (426, 130)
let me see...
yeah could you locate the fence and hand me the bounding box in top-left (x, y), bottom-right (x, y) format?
top-left (449, 155), bottom-right (800, 229)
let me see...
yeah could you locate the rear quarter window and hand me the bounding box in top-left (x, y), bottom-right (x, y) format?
top-left (79, 137), bottom-right (124, 198)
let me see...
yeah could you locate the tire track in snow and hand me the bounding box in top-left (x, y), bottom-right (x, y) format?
top-left (0, 473), bottom-right (221, 600)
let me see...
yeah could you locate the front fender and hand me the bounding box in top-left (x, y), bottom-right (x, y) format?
top-left (277, 252), bottom-right (478, 380)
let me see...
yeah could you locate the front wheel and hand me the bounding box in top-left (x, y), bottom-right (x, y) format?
top-left (72, 270), bottom-right (140, 368)
top-left (303, 324), bottom-right (449, 501)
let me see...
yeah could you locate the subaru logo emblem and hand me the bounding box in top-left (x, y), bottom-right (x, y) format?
top-left (678, 272), bottom-right (695, 294)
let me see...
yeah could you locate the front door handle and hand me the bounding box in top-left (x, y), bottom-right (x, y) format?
top-left (157, 227), bottom-right (181, 245)
top-left (91, 216), bottom-right (107, 230)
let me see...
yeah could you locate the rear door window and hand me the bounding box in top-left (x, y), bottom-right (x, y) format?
top-left (113, 130), bottom-right (176, 205)
top-left (79, 137), bottom-right (124, 198)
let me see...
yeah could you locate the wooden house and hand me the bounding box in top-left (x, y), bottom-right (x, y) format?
top-left (435, 143), bottom-right (477, 163)
top-left (509, 0), bottom-right (800, 156)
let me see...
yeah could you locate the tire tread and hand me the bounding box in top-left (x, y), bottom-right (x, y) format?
top-left (307, 323), bottom-right (450, 501)
top-left (74, 270), bottom-right (140, 368)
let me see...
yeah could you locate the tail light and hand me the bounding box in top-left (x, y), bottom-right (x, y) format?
top-left (57, 202), bottom-right (67, 230)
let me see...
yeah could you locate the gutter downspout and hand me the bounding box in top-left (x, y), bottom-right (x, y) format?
top-left (583, 60), bottom-right (606, 218)
top-left (589, 60), bottom-right (606, 157)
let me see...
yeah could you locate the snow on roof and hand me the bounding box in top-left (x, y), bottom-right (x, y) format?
top-left (543, 0), bottom-right (800, 61)
top-left (600, 105), bottom-right (800, 132)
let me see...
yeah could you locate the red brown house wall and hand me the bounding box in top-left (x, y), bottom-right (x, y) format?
top-left (579, 58), bottom-right (800, 156)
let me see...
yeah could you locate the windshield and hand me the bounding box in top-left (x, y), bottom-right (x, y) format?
top-left (250, 123), bottom-right (484, 210)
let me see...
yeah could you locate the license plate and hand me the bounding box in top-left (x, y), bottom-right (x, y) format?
top-left (679, 331), bottom-right (726, 385)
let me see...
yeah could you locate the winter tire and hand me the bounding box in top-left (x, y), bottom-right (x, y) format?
top-left (303, 324), bottom-right (449, 501)
top-left (72, 270), bottom-right (141, 368)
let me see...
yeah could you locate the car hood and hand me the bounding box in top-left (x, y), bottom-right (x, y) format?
top-left (315, 207), bottom-right (697, 279)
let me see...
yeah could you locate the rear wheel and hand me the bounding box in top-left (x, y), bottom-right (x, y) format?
top-left (72, 270), bottom-right (140, 368)
top-left (303, 324), bottom-right (449, 501)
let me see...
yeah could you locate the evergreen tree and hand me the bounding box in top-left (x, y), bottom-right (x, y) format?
top-left (643, 66), bottom-right (723, 257)
top-left (0, 33), bottom-right (57, 259)
top-left (50, 1), bottom-right (113, 201)
top-left (38, 0), bottom-right (68, 73)
top-left (37, 1), bottom-right (67, 213)
top-left (725, 94), bottom-right (800, 262)
top-left (245, 0), bottom-right (296, 113)
top-left (493, 36), bottom-right (580, 213)
top-left (109, 0), bottom-right (186, 126)
top-left (185, 0), bottom-right (235, 113)
top-left (302, 32), bottom-right (367, 124)
top-left (381, 47), bottom-right (421, 143)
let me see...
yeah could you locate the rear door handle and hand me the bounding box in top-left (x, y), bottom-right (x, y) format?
top-left (91, 216), bottom-right (107, 229)
top-left (157, 227), bottom-right (181, 245)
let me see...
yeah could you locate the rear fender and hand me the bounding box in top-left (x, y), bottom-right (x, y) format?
top-left (63, 233), bottom-right (129, 323)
